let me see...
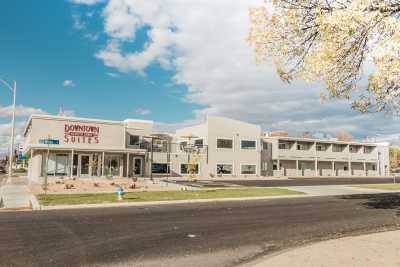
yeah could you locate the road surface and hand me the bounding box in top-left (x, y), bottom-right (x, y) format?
top-left (1, 193), bottom-right (400, 267)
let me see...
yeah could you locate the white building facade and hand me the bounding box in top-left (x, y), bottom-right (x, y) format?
top-left (23, 114), bottom-right (390, 181)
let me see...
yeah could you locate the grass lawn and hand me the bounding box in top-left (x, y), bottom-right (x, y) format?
top-left (37, 188), bottom-right (303, 206)
top-left (353, 183), bottom-right (400, 190)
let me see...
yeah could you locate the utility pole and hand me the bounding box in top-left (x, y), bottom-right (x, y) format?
top-left (9, 81), bottom-right (16, 179)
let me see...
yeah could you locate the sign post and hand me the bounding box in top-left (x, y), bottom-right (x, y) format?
top-left (40, 137), bottom-right (60, 194)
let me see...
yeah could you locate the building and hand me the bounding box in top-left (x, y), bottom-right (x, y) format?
top-left (262, 136), bottom-right (389, 177)
top-left (23, 114), bottom-right (390, 181)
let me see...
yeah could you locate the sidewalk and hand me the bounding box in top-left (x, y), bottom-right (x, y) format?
top-left (0, 176), bottom-right (39, 210)
top-left (248, 230), bottom-right (400, 267)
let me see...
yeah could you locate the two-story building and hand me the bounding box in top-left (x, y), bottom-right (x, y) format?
top-left (262, 136), bottom-right (389, 177)
top-left (22, 114), bottom-right (390, 181)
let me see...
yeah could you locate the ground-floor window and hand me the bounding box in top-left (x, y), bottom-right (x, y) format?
top-left (180, 163), bottom-right (199, 175)
top-left (241, 164), bottom-right (256, 175)
top-left (152, 163), bottom-right (170, 174)
top-left (217, 164), bottom-right (233, 175)
top-left (46, 154), bottom-right (69, 176)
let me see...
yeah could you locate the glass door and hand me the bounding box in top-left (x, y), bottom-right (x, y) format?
top-left (133, 157), bottom-right (142, 176)
top-left (79, 155), bottom-right (91, 177)
top-left (104, 155), bottom-right (121, 177)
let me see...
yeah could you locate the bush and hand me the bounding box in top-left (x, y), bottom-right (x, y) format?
top-left (14, 168), bottom-right (27, 173)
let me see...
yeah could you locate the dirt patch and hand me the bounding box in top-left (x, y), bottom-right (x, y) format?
top-left (29, 177), bottom-right (183, 195)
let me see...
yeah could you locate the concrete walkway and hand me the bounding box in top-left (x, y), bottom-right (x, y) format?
top-left (249, 230), bottom-right (400, 267)
top-left (0, 176), bottom-right (39, 210)
top-left (279, 184), bottom-right (399, 196)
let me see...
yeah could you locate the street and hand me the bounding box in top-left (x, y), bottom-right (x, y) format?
top-left (1, 193), bottom-right (400, 267)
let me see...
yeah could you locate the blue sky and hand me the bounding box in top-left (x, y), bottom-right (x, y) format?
top-left (0, 0), bottom-right (400, 154)
top-left (0, 0), bottom-right (200, 124)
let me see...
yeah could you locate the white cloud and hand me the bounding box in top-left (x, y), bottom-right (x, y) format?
top-left (70, 0), bottom-right (104, 5)
top-left (63, 80), bottom-right (75, 87)
top-left (106, 72), bottom-right (120, 78)
top-left (135, 108), bottom-right (151, 116)
top-left (0, 105), bottom-right (47, 118)
top-left (91, 0), bottom-right (400, 144)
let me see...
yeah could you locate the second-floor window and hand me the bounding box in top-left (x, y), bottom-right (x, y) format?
top-left (129, 135), bottom-right (140, 146)
top-left (217, 138), bottom-right (233, 149)
top-left (278, 143), bottom-right (287, 149)
top-left (364, 146), bottom-right (374, 153)
top-left (194, 139), bottom-right (203, 147)
top-left (241, 140), bottom-right (256, 150)
top-left (333, 144), bottom-right (344, 152)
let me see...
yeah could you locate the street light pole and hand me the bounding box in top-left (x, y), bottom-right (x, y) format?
top-left (8, 81), bottom-right (16, 178)
top-left (0, 79), bottom-right (16, 180)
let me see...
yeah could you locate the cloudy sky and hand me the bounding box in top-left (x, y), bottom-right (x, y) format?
top-left (0, 0), bottom-right (399, 155)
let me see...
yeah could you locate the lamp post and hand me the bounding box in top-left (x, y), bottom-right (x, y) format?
top-left (0, 79), bottom-right (16, 180)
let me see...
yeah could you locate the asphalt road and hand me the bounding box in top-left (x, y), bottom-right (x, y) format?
top-left (1, 194), bottom-right (400, 267)
top-left (209, 177), bottom-right (397, 187)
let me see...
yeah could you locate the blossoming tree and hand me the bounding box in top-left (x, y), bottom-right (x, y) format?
top-left (248, 0), bottom-right (400, 114)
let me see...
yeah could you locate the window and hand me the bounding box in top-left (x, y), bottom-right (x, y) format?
top-left (262, 142), bottom-right (268, 150)
top-left (194, 139), bottom-right (203, 147)
top-left (241, 140), bottom-right (256, 150)
top-left (333, 144), bottom-right (344, 152)
top-left (344, 165), bottom-right (348, 171)
top-left (297, 143), bottom-right (310, 150)
top-left (273, 162), bottom-right (277, 170)
top-left (152, 163), bottom-right (169, 174)
top-left (180, 163), bottom-right (199, 174)
top-left (241, 164), bottom-right (256, 175)
top-left (316, 145), bottom-right (323, 151)
top-left (279, 143), bottom-right (287, 149)
top-left (372, 164), bottom-right (376, 171)
top-left (364, 146), bottom-right (374, 153)
top-left (216, 164), bottom-right (233, 174)
top-left (217, 138), bottom-right (233, 149)
top-left (129, 135), bottom-right (140, 146)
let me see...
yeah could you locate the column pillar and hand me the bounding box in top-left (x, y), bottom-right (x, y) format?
top-left (331, 161), bottom-right (335, 176)
top-left (315, 159), bottom-right (318, 176)
top-left (126, 152), bottom-right (130, 178)
top-left (363, 161), bottom-right (366, 176)
top-left (348, 160), bottom-right (352, 176)
top-left (277, 159), bottom-right (280, 176)
top-left (296, 160), bottom-right (299, 176)
top-left (70, 149), bottom-right (74, 178)
top-left (101, 151), bottom-right (105, 177)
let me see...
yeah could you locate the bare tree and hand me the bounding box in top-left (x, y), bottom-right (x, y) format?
top-left (335, 130), bottom-right (354, 141)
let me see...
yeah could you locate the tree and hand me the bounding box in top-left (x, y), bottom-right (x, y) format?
top-left (248, 0), bottom-right (400, 114)
top-left (335, 130), bottom-right (354, 141)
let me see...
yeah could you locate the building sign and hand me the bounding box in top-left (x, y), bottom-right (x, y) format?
top-left (64, 124), bottom-right (100, 144)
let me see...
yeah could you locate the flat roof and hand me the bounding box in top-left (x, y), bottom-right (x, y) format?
top-left (264, 135), bottom-right (384, 146)
top-left (23, 114), bottom-right (153, 136)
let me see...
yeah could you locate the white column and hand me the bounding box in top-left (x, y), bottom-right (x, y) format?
top-left (101, 151), bottom-right (105, 177)
top-left (315, 159), bottom-right (318, 176)
top-left (363, 161), bottom-right (366, 176)
top-left (348, 160), bottom-right (352, 176)
top-left (296, 160), bottom-right (299, 176)
top-left (331, 161), bottom-right (335, 176)
top-left (70, 149), bottom-right (74, 178)
top-left (126, 152), bottom-right (130, 177)
top-left (277, 159), bottom-right (280, 176)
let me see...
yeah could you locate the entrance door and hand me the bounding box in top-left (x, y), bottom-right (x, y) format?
top-left (133, 157), bottom-right (142, 176)
top-left (79, 155), bottom-right (91, 177)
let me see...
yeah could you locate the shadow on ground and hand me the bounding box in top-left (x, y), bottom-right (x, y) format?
top-left (341, 193), bottom-right (400, 215)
